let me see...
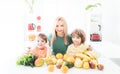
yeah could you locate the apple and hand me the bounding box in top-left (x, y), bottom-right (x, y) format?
top-left (88, 60), bottom-right (96, 69)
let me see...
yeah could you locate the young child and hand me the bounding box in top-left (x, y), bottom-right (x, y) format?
top-left (31, 33), bottom-right (51, 58)
top-left (66, 29), bottom-right (92, 56)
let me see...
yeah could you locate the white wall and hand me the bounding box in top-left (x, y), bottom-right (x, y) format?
top-left (0, 0), bottom-right (25, 60)
top-left (24, 0), bottom-right (101, 44)
top-left (102, 0), bottom-right (120, 45)
top-left (24, 0), bottom-right (90, 35)
top-left (0, 0), bottom-right (120, 61)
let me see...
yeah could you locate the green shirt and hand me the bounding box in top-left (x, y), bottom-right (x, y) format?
top-left (48, 34), bottom-right (72, 55)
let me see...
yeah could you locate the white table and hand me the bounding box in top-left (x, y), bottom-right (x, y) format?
top-left (89, 41), bottom-right (120, 58)
top-left (1, 41), bottom-right (120, 74)
top-left (1, 57), bottom-right (120, 74)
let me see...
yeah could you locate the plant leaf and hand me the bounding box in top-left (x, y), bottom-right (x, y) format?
top-left (85, 5), bottom-right (95, 10)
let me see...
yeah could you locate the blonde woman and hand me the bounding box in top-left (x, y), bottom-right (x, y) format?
top-left (48, 17), bottom-right (72, 55)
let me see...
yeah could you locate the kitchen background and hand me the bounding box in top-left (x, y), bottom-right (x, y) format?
top-left (0, 0), bottom-right (120, 68)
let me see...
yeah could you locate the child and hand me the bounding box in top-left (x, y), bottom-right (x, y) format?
top-left (31, 33), bottom-right (51, 58)
top-left (66, 29), bottom-right (92, 56)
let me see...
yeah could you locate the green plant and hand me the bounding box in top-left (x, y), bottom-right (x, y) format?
top-left (85, 3), bottom-right (101, 11)
top-left (25, 0), bottom-right (35, 13)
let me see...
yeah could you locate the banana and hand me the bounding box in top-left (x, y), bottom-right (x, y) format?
top-left (84, 51), bottom-right (98, 60)
top-left (75, 53), bottom-right (91, 61)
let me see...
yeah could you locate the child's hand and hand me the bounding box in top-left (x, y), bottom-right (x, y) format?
top-left (87, 45), bottom-right (93, 51)
top-left (25, 47), bottom-right (32, 54)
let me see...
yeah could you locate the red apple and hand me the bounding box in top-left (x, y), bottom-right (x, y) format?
top-left (89, 60), bottom-right (96, 69)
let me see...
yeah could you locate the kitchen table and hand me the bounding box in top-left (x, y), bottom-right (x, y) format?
top-left (1, 57), bottom-right (120, 74)
top-left (1, 41), bottom-right (120, 74)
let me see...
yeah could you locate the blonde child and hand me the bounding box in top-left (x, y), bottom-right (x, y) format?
top-left (32, 33), bottom-right (51, 58)
top-left (66, 29), bottom-right (92, 56)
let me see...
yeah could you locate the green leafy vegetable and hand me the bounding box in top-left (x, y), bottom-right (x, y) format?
top-left (16, 52), bottom-right (37, 67)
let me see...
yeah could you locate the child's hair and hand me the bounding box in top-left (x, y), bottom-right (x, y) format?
top-left (71, 29), bottom-right (86, 44)
top-left (38, 33), bottom-right (47, 43)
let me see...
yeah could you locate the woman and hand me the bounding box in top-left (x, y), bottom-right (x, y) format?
top-left (48, 17), bottom-right (72, 55)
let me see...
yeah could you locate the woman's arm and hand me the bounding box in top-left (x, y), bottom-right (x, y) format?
top-left (45, 44), bottom-right (52, 57)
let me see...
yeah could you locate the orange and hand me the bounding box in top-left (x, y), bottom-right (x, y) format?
top-left (34, 58), bottom-right (44, 67)
top-left (28, 34), bottom-right (36, 41)
top-left (56, 53), bottom-right (63, 59)
top-left (61, 66), bottom-right (69, 73)
top-left (66, 56), bottom-right (75, 63)
top-left (45, 57), bottom-right (53, 65)
top-left (63, 54), bottom-right (70, 61)
top-left (47, 64), bottom-right (54, 72)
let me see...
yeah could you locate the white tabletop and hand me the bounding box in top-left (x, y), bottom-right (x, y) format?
top-left (89, 41), bottom-right (120, 58)
top-left (1, 57), bottom-right (120, 74)
top-left (1, 41), bottom-right (120, 74)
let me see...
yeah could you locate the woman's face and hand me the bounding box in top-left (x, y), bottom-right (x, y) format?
top-left (72, 34), bottom-right (81, 46)
top-left (37, 37), bottom-right (46, 48)
top-left (55, 21), bottom-right (64, 35)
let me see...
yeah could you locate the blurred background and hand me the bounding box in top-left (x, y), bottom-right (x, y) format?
top-left (0, 0), bottom-right (120, 66)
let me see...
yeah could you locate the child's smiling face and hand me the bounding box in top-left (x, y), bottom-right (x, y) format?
top-left (72, 34), bottom-right (82, 46)
top-left (37, 37), bottom-right (46, 48)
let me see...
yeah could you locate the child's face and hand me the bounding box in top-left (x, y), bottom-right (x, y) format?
top-left (55, 21), bottom-right (64, 34)
top-left (37, 37), bottom-right (46, 48)
top-left (72, 34), bottom-right (81, 46)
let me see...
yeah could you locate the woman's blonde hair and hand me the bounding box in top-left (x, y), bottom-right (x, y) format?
top-left (51, 17), bottom-right (68, 45)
